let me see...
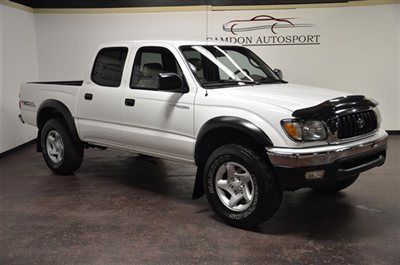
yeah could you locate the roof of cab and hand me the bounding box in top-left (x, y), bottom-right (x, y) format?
top-left (100, 40), bottom-right (236, 48)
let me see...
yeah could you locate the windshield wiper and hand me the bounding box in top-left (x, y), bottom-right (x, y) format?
top-left (258, 79), bottom-right (287, 84)
top-left (203, 79), bottom-right (259, 88)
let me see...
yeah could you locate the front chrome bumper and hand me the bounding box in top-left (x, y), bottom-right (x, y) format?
top-left (266, 131), bottom-right (388, 168)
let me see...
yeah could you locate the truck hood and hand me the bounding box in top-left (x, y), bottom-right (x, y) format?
top-left (212, 83), bottom-right (348, 112)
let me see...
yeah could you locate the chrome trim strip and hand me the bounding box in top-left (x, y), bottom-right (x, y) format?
top-left (267, 132), bottom-right (388, 167)
top-left (327, 129), bottom-right (378, 145)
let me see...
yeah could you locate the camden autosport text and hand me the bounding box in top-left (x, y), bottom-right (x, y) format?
top-left (207, 34), bottom-right (321, 46)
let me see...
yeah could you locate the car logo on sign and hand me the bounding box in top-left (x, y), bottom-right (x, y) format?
top-left (222, 15), bottom-right (314, 35)
top-left (357, 118), bottom-right (365, 129)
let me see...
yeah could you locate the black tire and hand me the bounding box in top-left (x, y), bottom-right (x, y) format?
top-left (204, 144), bottom-right (282, 228)
top-left (313, 174), bottom-right (359, 193)
top-left (40, 118), bottom-right (83, 175)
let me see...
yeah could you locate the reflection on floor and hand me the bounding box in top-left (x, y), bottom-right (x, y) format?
top-left (1, 136), bottom-right (399, 264)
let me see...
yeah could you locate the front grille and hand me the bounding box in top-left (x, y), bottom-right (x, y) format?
top-left (337, 110), bottom-right (377, 139)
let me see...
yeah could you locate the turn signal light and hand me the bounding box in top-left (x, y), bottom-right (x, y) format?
top-left (281, 119), bottom-right (327, 142)
top-left (282, 121), bottom-right (302, 141)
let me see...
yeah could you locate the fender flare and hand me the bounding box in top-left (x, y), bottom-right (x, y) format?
top-left (192, 116), bottom-right (273, 199)
top-left (36, 99), bottom-right (81, 150)
top-left (194, 116), bottom-right (273, 163)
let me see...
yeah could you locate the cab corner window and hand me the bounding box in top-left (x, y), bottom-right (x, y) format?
top-left (130, 46), bottom-right (184, 91)
top-left (91, 47), bottom-right (128, 87)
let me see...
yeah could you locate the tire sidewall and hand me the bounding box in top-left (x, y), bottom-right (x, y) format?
top-left (206, 151), bottom-right (260, 221)
top-left (41, 119), bottom-right (66, 169)
top-left (40, 118), bottom-right (83, 175)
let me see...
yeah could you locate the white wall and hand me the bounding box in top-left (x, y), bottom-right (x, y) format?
top-left (0, 4), bottom-right (3, 153)
top-left (0, 4), bottom-right (38, 153)
top-left (34, 11), bottom-right (207, 80)
top-left (207, 4), bottom-right (400, 130)
top-left (398, 6), bottom-right (400, 125)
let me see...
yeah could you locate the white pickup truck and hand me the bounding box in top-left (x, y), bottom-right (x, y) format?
top-left (19, 40), bottom-right (388, 228)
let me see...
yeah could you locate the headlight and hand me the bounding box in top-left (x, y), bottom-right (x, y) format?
top-left (282, 119), bottom-right (327, 142)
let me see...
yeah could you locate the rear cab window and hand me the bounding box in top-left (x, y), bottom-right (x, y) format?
top-left (91, 47), bottom-right (128, 87)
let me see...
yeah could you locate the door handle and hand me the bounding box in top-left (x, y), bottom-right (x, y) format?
top-left (125, 98), bottom-right (135, 107)
top-left (84, 93), bottom-right (93, 100)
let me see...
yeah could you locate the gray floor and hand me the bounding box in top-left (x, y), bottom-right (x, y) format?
top-left (1, 136), bottom-right (399, 265)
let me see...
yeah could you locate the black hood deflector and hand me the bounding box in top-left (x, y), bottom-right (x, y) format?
top-left (292, 95), bottom-right (377, 119)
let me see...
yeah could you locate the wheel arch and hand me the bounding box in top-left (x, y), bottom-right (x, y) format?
top-left (36, 99), bottom-right (81, 151)
top-left (195, 116), bottom-right (273, 165)
top-left (192, 116), bottom-right (273, 199)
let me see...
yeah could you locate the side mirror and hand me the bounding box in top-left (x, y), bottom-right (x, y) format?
top-left (158, 73), bottom-right (186, 92)
top-left (273, 68), bottom-right (283, 80)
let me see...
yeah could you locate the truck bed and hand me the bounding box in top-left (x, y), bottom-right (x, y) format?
top-left (20, 81), bottom-right (82, 127)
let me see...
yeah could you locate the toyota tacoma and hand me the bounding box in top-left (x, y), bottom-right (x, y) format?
top-left (19, 41), bottom-right (388, 228)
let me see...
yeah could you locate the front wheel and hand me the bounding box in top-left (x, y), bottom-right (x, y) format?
top-left (204, 144), bottom-right (282, 228)
top-left (41, 118), bottom-right (83, 175)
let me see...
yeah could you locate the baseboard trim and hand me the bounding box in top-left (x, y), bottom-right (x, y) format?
top-left (387, 130), bottom-right (400, 135)
top-left (0, 139), bottom-right (37, 159)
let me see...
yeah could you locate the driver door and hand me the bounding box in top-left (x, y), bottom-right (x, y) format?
top-left (120, 44), bottom-right (196, 162)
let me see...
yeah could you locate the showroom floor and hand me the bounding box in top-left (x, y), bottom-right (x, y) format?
top-left (1, 136), bottom-right (399, 265)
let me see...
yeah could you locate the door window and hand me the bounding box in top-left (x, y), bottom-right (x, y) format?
top-left (91, 47), bottom-right (128, 87)
top-left (130, 47), bottom-right (184, 91)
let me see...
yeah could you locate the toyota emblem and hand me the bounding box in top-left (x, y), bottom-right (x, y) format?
top-left (357, 118), bottom-right (365, 129)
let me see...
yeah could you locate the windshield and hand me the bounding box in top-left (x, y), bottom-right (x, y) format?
top-left (180, 45), bottom-right (282, 88)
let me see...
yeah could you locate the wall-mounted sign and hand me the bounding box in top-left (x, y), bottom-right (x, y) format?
top-left (207, 15), bottom-right (321, 46)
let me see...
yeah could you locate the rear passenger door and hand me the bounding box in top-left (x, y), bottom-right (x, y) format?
top-left (77, 46), bottom-right (129, 146)
top-left (120, 44), bottom-right (196, 162)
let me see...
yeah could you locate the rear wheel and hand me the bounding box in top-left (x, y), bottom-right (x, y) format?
top-left (41, 118), bottom-right (83, 175)
top-left (313, 174), bottom-right (359, 193)
top-left (204, 144), bottom-right (282, 228)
